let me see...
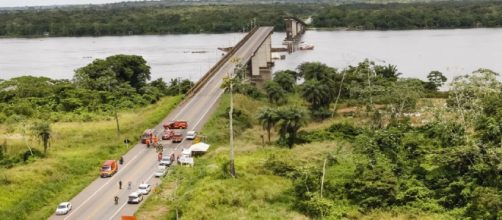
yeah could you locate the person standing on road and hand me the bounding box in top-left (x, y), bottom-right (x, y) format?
top-left (119, 180), bottom-right (122, 189)
top-left (114, 196), bottom-right (119, 205)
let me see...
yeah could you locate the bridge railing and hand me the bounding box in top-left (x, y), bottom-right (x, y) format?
top-left (183, 27), bottom-right (259, 100)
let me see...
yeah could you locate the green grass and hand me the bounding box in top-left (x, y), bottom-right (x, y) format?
top-left (136, 94), bottom-right (457, 219)
top-left (0, 96), bottom-right (182, 220)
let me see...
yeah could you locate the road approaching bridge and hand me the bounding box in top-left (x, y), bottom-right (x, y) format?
top-left (49, 26), bottom-right (274, 220)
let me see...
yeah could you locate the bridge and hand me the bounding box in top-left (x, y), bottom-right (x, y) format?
top-left (284, 17), bottom-right (307, 53)
top-left (49, 26), bottom-right (274, 220)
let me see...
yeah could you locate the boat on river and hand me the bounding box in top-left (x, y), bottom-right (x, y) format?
top-left (299, 44), bottom-right (314, 50)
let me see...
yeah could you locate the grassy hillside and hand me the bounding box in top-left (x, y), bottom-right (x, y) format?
top-left (136, 94), bottom-right (455, 219)
top-left (0, 96), bottom-right (181, 219)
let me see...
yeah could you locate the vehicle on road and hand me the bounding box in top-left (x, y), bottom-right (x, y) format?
top-left (186, 130), bottom-right (197, 140)
top-left (100, 160), bottom-right (118, 177)
top-left (127, 192), bottom-right (143, 204)
top-left (172, 131), bottom-right (183, 143)
top-left (140, 129), bottom-right (156, 144)
top-left (164, 120), bottom-right (188, 129)
top-left (161, 130), bottom-right (174, 140)
top-left (159, 156), bottom-right (172, 166)
top-left (154, 165), bottom-right (168, 178)
top-left (138, 184), bottom-right (151, 195)
top-left (55, 202), bottom-right (72, 215)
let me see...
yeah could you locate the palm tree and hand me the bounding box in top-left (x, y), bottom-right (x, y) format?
top-left (297, 62), bottom-right (335, 81)
top-left (264, 81), bottom-right (287, 105)
top-left (257, 107), bottom-right (279, 143)
top-left (273, 71), bottom-right (296, 92)
top-left (32, 121), bottom-right (52, 154)
top-left (276, 106), bottom-right (308, 148)
top-left (301, 80), bottom-right (331, 109)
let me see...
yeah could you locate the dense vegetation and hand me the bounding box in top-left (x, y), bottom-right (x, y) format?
top-left (138, 60), bottom-right (501, 219)
top-left (3, 1), bottom-right (502, 37)
top-left (0, 55), bottom-right (192, 123)
top-left (0, 54), bottom-right (192, 169)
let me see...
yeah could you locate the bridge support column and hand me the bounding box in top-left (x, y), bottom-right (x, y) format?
top-left (249, 34), bottom-right (273, 88)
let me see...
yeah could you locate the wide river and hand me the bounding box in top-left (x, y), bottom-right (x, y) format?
top-left (1, 28), bottom-right (502, 83)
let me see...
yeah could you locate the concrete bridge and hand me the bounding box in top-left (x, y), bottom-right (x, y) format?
top-left (50, 26), bottom-right (276, 220)
top-left (283, 17), bottom-right (307, 53)
top-left (187, 26), bottom-right (274, 91)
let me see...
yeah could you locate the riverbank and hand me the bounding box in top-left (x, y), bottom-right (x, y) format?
top-left (2, 1), bottom-right (502, 38)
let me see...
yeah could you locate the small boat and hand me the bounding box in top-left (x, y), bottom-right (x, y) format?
top-left (299, 44), bottom-right (314, 50)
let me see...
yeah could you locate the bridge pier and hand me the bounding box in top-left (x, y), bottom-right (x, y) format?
top-left (284, 17), bottom-right (307, 53)
top-left (248, 33), bottom-right (273, 88)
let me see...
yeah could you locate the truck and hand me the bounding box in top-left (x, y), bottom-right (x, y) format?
top-left (172, 131), bottom-right (183, 143)
top-left (140, 129), bottom-right (156, 144)
top-left (164, 121), bottom-right (188, 129)
top-left (100, 160), bottom-right (118, 177)
top-left (161, 130), bottom-right (174, 140)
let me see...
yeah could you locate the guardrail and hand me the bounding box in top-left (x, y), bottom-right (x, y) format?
top-left (183, 27), bottom-right (260, 100)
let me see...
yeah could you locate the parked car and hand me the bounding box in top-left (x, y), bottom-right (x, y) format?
top-left (159, 156), bottom-right (172, 166)
top-left (128, 192), bottom-right (143, 204)
top-left (138, 183), bottom-right (151, 195)
top-left (186, 131), bottom-right (197, 140)
top-left (154, 165), bottom-right (168, 178)
top-left (55, 202), bottom-right (72, 215)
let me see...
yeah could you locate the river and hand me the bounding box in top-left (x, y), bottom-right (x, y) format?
top-left (1, 28), bottom-right (502, 83)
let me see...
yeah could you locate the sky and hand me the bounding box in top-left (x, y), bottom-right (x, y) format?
top-left (0, 0), bottom-right (143, 7)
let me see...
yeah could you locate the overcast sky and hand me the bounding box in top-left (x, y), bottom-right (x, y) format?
top-left (0, 0), bottom-right (143, 7)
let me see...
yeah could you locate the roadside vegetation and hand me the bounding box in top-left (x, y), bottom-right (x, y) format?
top-left (137, 60), bottom-right (501, 219)
top-left (3, 1), bottom-right (502, 37)
top-left (0, 54), bottom-right (191, 219)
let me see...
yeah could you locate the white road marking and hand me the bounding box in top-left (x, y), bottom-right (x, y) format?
top-left (64, 151), bottom-right (145, 220)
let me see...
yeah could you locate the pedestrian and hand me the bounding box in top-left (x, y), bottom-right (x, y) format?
top-left (119, 180), bottom-right (122, 189)
top-left (119, 156), bottom-right (124, 165)
top-left (114, 196), bottom-right (119, 205)
top-left (127, 181), bottom-right (132, 190)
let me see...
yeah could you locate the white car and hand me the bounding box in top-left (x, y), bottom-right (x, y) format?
top-left (154, 165), bottom-right (168, 178)
top-left (55, 202), bottom-right (72, 215)
top-left (186, 131), bottom-right (197, 140)
top-left (138, 183), bottom-right (151, 195)
top-left (128, 192), bottom-right (143, 204)
top-left (159, 156), bottom-right (172, 166)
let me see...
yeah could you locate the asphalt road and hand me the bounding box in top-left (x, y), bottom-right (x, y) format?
top-left (49, 26), bottom-right (274, 220)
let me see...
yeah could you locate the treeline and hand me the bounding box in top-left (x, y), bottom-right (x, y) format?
top-left (0, 4), bottom-right (317, 37)
top-left (313, 1), bottom-right (502, 29)
top-left (0, 55), bottom-right (192, 122)
top-left (2, 1), bottom-right (502, 37)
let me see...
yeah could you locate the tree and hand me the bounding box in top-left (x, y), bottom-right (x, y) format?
top-left (449, 68), bottom-right (501, 123)
top-left (387, 78), bottom-right (425, 117)
top-left (301, 80), bottom-right (331, 110)
top-left (257, 107), bottom-right (279, 143)
top-left (276, 106), bottom-right (308, 148)
top-left (297, 62), bottom-right (335, 81)
top-left (74, 55), bottom-right (151, 93)
top-left (273, 71), bottom-right (296, 92)
top-left (32, 121), bottom-right (52, 154)
top-left (425, 71), bottom-right (447, 91)
top-left (264, 81), bottom-right (287, 105)
top-left (375, 64), bottom-right (401, 81)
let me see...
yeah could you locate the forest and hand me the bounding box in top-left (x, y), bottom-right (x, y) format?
top-left (2, 1), bottom-right (502, 37)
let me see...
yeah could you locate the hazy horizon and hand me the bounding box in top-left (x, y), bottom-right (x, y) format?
top-left (0, 0), bottom-right (145, 7)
